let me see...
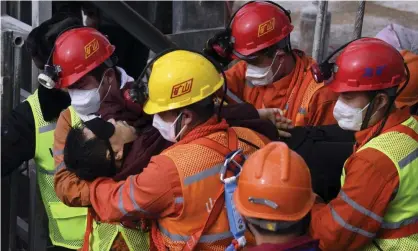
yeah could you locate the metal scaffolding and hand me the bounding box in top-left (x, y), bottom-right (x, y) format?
top-left (352, 0), bottom-right (366, 39)
top-left (312, 0), bottom-right (329, 62)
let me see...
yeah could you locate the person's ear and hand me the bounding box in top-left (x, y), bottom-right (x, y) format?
top-left (181, 109), bottom-right (194, 127)
top-left (373, 93), bottom-right (390, 112)
top-left (104, 68), bottom-right (115, 83)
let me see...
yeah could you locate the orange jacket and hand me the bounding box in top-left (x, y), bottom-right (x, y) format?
top-left (224, 50), bottom-right (338, 126)
top-left (395, 50), bottom-right (418, 108)
top-left (310, 108), bottom-right (418, 250)
top-left (89, 117), bottom-right (270, 251)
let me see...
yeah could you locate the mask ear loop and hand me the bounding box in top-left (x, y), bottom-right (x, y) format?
top-left (98, 68), bottom-right (113, 106)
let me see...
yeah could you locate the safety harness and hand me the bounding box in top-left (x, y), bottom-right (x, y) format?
top-left (183, 128), bottom-right (258, 251)
top-left (221, 149), bottom-right (247, 250)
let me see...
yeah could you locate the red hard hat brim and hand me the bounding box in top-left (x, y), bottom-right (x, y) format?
top-left (328, 79), bottom-right (401, 93)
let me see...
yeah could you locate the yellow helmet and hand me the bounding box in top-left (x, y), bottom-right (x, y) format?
top-left (143, 50), bottom-right (224, 115)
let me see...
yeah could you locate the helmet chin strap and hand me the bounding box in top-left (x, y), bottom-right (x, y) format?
top-left (174, 112), bottom-right (185, 141)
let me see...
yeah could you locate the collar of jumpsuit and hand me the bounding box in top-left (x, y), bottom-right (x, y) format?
top-left (354, 107), bottom-right (411, 149)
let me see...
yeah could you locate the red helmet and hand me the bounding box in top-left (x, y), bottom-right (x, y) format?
top-left (52, 27), bottom-right (115, 88)
top-left (328, 38), bottom-right (406, 93)
top-left (231, 1), bottom-right (293, 57)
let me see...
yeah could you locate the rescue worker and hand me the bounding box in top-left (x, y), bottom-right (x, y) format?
top-left (84, 50), bottom-right (271, 250)
top-left (310, 38), bottom-right (418, 250)
top-left (46, 27), bottom-right (149, 251)
top-left (205, 1), bottom-right (338, 127)
top-left (1, 14), bottom-right (86, 250)
top-left (234, 142), bottom-right (320, 250)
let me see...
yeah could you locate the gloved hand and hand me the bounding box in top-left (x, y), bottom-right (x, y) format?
top-left (203, 29), bottom-right (234, 67)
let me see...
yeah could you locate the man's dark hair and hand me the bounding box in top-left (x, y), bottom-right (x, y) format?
top-left (177, 95), bottom-right (215, 123)
top-left (64, 127), bottom-right (116, 181)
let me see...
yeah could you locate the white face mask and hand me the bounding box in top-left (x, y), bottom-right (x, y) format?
top-left (333, 99), bottom-right (371, 131)
top-left (245, 52), bottom-right (283, 86)
top-left (152, 113), bottom-right (187, 143)
top-left (68, 72), bottom-right (111, 117)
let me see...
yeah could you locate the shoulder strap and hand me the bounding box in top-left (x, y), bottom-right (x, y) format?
top-left (191, 128), bottom-right (239, 156)
top-left (182, 128), bottom-right (238, 251)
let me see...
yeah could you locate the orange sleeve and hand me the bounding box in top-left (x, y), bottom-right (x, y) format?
top-left (219, 61), bottom-right (247, 104)
top-left (310, 148), bottom-right (399, 251)
top-left (307, 86), bottom-right (338, 126)
top-left (89, 155), bottom-right (182, 222)
top-left (53, 109), bottom-right (91, 207)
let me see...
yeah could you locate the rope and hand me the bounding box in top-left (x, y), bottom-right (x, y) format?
top-left (352, 1), bottom-right (366, 40)
top-left (312, 0), bottom-right (329, 62)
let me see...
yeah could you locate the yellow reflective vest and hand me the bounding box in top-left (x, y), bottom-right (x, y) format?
top-left (27, 91), bottom-right (87, 249)
top-left (342, 116), bottom-right (418, 250)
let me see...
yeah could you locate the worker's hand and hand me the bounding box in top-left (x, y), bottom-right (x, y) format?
top-left (108, 119), bottom-right (137, 153)
top-left (258, 108), bottom-right (294, 138)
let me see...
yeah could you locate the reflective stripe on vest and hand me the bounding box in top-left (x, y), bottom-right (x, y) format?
top-left (157, 127), bottom-right (267, 250)
top-left (340, 116), bottom-right (418, 250)
top-left (68, 107), bottom-right (150, 251)
top-left (294, 80), bottom-right (324, 126)
top-left (27, 92), bottom-right (86, 249)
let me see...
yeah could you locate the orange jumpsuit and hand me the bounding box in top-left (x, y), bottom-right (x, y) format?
top-left (224, 50), bottom-right (338, 126)
top-left (310, 108), bottom-right (418, 250)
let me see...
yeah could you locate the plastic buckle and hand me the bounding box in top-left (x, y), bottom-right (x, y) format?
top-left (220, 149), bottom-right (246, 183)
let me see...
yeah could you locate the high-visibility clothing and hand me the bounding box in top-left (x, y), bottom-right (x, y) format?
top-left (89, 117), bottom-right (270, 251)
top-left (27, 91), bottom-right (86, 249)
top-left (158, 127), bottom-right (268, 250)
top-left (341, 116), bottom-right (418, 251)
top-left (223, 50), bottom-right (338, 126)
top-left (310, 108), bottom-right (418, 251)
top-left (67, 107), bottom-right (150, 251)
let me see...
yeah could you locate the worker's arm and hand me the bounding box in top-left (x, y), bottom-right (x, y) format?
top-left (218, 61), bottom-right (247, 104)
top-left (90, 154), bottom-right (181, 222)
top-left (307, 86), bottom-right (338, 126)
top-left (53, 109), bottom-right (91, 206)
top-left (1, 101), bottom-right (35, 177)
top-left (310, 148), bottom-right (399, 250)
